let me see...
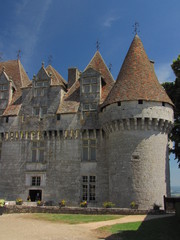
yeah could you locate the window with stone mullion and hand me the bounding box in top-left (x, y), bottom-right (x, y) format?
top-left (82, 139), bottom-right (96, 161)
top-left (32, 141), bottom-right (45, 162)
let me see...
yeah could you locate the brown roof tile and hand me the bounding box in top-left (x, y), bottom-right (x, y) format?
top-left (0, 60), bottom-right (30, 89)
top-left (0, 60), bottom-right (30, 104)
top-left (46, 65), bottom-right (67, 89)
top-left (102, 35), bottom-right (173, 107)
top-left (56, 80), bottom-right (80, 114)
top-left (3, 104), bottom-right (21, 116)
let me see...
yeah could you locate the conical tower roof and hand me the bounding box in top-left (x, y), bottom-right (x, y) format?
top-left (102, 35), bottom-right (173, 107)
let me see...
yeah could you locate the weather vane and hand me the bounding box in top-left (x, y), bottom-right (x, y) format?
top-left (96, 40), bottom-right (100, 51)
top-left (132, 22), bottom-right (140, 35)
top-left (17, 49), bottom-right (22, 60)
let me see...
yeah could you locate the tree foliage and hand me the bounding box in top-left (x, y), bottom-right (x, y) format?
top-left (162, 55), bottom-right (180, 168)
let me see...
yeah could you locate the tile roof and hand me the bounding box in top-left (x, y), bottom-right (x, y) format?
top-left (102, 35), bottom-right (173, 107)
top-left (3, 104), bottom-right (21, 116)
top-left (46, 65), bottom-right (67, 89)
top-left (0, 60), bottom-right (30, 104)
top-left (0, 60), bottom-right (30, 89)
top-left (85, 51), bottom-right (115, 103)
top-left (57, 80), bottom-right (80, 114)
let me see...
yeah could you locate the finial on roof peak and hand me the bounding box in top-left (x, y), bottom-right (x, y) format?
top-left (42, 61), bottom-right (45, 67)
top-left (132, 21), bottom-right (140, 35)
top-left (2, 66), bottom-right (5, 72)
top-left (96, 40), bottom-right (100, 51)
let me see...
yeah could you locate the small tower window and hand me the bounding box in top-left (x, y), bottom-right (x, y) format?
top-left (117, 101), bottom-right (121, 106)
top-left (162, 102), bottom-right (165, 107)
top-left (57, 114), bottom-right (61, 120)
top-left (138, 100), bottom-right (143, 104)
top-left (5, 117), bottom-right (9, 123)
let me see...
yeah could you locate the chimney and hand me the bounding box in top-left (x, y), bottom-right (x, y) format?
top-left (68, 67), bottom-right (80, 89)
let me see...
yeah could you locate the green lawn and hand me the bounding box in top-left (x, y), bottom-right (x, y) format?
top-left (30, 213), bottom-right (124, 224)
top-left (97, 216), bottom-right (180, 240)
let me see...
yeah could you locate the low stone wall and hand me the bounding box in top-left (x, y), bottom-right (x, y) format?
top-left (4, 205), bottom-right (154, 215)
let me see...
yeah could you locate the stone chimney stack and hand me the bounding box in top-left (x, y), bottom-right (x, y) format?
top-left (68, 67), bottom-right (80, 89)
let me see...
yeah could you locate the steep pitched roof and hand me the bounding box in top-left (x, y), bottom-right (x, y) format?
top-left (0, 60), bottom-right (30, 107)
top-left (46, 65), bottom-right (67, 89)
top-left (0, 60), bottom-right (30, 89)
top-left (57, 80), bottom-right (80, 114)
top-left (85, 51), bottom-right (114, 103)
top-left (102, 35), bottom-right (173, 107)
top-left (3, 104), bottom-right (21, 116)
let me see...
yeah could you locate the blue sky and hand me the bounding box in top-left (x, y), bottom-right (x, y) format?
top-left (0, 0), bottom-right (179, 187)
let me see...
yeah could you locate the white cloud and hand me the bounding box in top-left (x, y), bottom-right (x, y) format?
top-left (11, 0), bottom-right (52, 68)
top-left (103, 16), bottom-right (120, 27)
top-left (155, 63), bottom-right (175, 83)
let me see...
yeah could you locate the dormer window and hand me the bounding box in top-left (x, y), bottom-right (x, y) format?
top-left (33, 107), bottom-right (47, 117)
top-left (35, 81), bottom-right (49, 87)
top-left (34, 81), bottom-right (49, 97)
top-left (82, 78), bottom-right (98, 94)
top-left (0, 84), bottom-right (8, 90)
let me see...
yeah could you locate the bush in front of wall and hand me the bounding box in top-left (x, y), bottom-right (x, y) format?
top-left (103, 201), bottom-right (115, 208)
top-left (16, 198), bottom-right (23, 205)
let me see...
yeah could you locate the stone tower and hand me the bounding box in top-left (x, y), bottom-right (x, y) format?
top-left (100, 35), bottom-right (174, 209)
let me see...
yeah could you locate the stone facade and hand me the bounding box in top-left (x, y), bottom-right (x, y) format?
top-left (0, 35), bottom-right (174, 209)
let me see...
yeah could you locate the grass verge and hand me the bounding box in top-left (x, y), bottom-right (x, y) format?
top-left (29, 213), bottom-right (124, 224)
top-left (97, 216), bottom-right (180, 240)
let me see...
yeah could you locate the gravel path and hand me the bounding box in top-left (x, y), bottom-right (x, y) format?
top-left (0, 213), bottom-right (174, 240)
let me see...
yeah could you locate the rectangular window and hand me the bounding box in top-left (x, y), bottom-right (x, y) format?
top-left (57, 114), bottom-right (61, 120)
top-left (82, 78), bottom-right (99, 94)
top-left (84, 85), bottom-right (90, 93)
top-left (83, 103), bottom-right (97, 111)
top-left (0, 92), bottom-right (5, 99)
top-left (33, 107), bottom-right (47, 116)
top-left (35, 81), bottom-right (48, 87)
top-left (32, 141), bottom-right (45, 162)
top-left (91, 84), bottom-right (97, 93)
top-left (82, 176), bottom-right (96, 201)
top-left (32, 176), bottom-right (41, 186)
top-left (0, 85), bottom-right (8, 90)
top-left (82, 139), bottom-right (96, 161)
top-left (34, 107), bottom-right (40, 116)
top-left (42, 107), bottom-right (47, 115)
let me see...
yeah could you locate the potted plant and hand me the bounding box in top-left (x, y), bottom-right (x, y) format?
top-left (37, 200), bottom-right (43, 206)
top-left (16, 198), bottom-right (23, 205)
top-left (130, 201), bottom-right (138, 209)
top-left (103, 201), bottom-right (115, 208)
top-left (80, 201), bottom-right (87, 208)
top-left (0, 199), bottom-right (5, 215)
top-left (59, 200), bottom-right (66, 207)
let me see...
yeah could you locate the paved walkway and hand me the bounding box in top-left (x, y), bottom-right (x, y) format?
top-left (0, 213), bottom-right (174, 240)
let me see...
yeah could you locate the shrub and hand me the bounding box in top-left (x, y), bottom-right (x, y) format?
top-left (16, 198), bottom-right (23, 205)
top-left (0, 199), bottom-right (5, 207)
top-left (103, 201), bottom-right (115, 208)
top-left (37, 200), bottom-right (43, 206)
top-left (80, 201), bottom-right (87, 207)
top-left (130, 201), bottom-right (138, 209)
top-left (59, 199), bottom-right (66, 207)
